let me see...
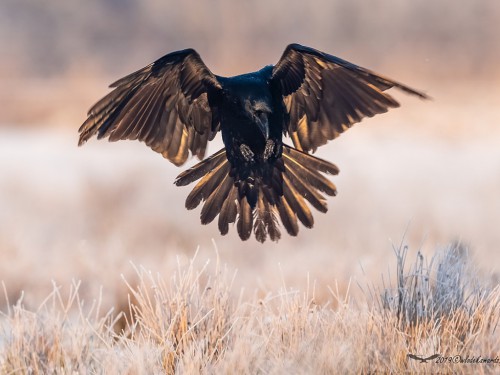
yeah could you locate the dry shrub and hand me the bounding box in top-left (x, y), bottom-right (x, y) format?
top-left (380, 241), bottom-right (499, 328)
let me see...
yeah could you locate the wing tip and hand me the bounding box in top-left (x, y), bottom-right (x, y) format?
top-left (78, 127), bottom-right (93, 146)
top-left (396, 85), bottom-right (432, 100)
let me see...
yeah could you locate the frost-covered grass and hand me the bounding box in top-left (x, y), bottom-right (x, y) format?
top-left (0, 244), bottom-right (498, 374)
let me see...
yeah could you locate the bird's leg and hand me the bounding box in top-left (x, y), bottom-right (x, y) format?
top-left (239, 144), bottom-right (255, 162)
top-left (263, 139), bottom-right (275, 161)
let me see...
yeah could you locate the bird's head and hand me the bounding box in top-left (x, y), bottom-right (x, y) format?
top-left (244, 99), bottom-right (272, 140)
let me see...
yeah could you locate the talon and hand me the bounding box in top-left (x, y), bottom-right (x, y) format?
top-left (240, 144), bottom-right (254, 162)
top-left (263, 139), bottom-right (274, 160)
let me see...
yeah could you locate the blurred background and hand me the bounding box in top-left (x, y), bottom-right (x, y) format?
top-left (1, 0), bottom-right (499, 309)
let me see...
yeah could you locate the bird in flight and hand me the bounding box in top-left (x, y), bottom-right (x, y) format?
top-left (79, 44), bottom-right (428, 243)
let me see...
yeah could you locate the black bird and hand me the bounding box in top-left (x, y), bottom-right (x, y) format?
top-left (79, 44), bottom-right (428, 243)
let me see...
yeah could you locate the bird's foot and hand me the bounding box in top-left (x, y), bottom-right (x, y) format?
top-left (240, 144), bottom-right (255, 162)
top-left (263, 139), bottom-right (275, 161)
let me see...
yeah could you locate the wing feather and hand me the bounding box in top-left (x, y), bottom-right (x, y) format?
top-left (272, 44), bottom-right (429, 152)
top-left (79, 49), bottom-right (222, 166)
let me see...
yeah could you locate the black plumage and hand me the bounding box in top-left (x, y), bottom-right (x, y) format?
top-left (79, 44), bottom-right (428, 243)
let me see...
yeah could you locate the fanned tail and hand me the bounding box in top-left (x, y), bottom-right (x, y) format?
top-left (174, 144), bottom-right (339, 242)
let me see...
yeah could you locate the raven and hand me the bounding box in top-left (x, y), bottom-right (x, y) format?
top-left (79, 44), bottom-right (428, 243)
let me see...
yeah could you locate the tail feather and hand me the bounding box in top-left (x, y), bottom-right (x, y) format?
top-left (277, 195), bottom-right (299, 236)
top-left (254, 195), bottom-right (267, 242)
top-left (254, 187), bottom-right (281, 243)
top-left (184, 157), bottom-right (229, 210)
top-left (175, 149), bottom-right (226, 186)
top-left (175, 144), bottom-right (339, 242)
top-left (200, 172), bottom-right (233, 224)
top-left (284, 163), bottom-right (328, 213)
top-left (283, 175), bottom-right (314, 228)
top-left (262, 197), bottom-right (281, 241)
top-left (284, 146), bottom-right (340, 175)
top-left (237, 197), bottom-right (253, 240)
top-left (218, 187), bottom-right (238, 235)
top-left (283, 150), bottom-right (338, 196)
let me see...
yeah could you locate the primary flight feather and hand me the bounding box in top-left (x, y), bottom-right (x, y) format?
top-left (79, 43), bottom-right (429, 243)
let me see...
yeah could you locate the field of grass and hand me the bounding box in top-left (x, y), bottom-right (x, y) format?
top-left (1, 243), bottom-right (498, 374)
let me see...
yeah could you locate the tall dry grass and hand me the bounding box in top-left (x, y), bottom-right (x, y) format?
top-left (1, 244), bottom-right (498, 374)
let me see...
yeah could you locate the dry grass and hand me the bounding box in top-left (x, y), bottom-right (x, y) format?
top-left (1, 244), bottom-right (498, 374)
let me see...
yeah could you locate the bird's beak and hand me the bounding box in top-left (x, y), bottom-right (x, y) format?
top-left (256, 113), bottom-right (269, 140)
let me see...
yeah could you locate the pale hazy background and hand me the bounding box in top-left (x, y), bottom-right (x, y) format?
top-left (1, 0), bottom-right (499, 310)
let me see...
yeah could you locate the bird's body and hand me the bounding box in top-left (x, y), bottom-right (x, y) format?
top-left (216, 67), bottom-right (281, 170)
top-left (79, 44), bottom-right (428, 242)
top-left (210, 67), bottom-right (286, 212)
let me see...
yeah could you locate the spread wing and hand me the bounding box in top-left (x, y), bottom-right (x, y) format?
top-left (424, 354), bottom-right (440, 361)
top-left (407, 354), bottom-right (424, 361)
top-left (271, 44), bottom-right (430, 152)
top-left (78, 49), bottom-right (222, 166)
